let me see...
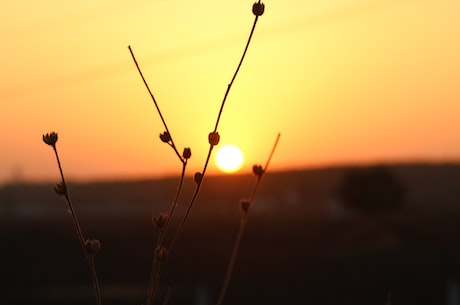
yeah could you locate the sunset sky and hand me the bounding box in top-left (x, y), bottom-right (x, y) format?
top-left (1, 0), bottom-right (459, 184)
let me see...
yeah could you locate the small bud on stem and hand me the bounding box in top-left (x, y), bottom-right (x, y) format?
top-left (85, 239), bottom-right (101, 255)
top-left (43, 132), bottom-right (58, 147)
top-left (152, 212), bottom-right (168, 229)
top-left (194, 172), bottom-right (203, 184)
top-left (159, 131), bottom-right (171, 143)
top-left (154, 246), bottom-right (168, 262)
top-left (208, 132), bottom-right (220, 146)
top-left (182, 147), bottom-right (192, 160)
top-left (240, 199), bottom-right (251, 215)
top-left (252, 1), bottom-right (265, 16)
top-left (252, 165), bottom-right (264, 178)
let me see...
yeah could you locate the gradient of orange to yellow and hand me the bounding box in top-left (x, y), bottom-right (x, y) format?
top-left (1, 0), bottom-right (460, 184)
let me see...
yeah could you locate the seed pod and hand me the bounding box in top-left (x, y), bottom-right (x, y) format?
top-left (252, 165), bottom-right (264, 178)
top-left (85, 239), bottom-right (101, 255)
top-left (152, 212), bottom-right (168, 229)
top-left (252, 1), bottom-right (265, 16)
top-left (159, 131), bottom-right (171, 143)
top-left (182, 147), bottom-right (192, 159)
top-left (54, 182), bottom-right (67, 196)
top-left (194, 172), bottom-right (203, 184)
top-left (155, 246), bottom-right (168, 262)
top-left (208, 132), bottom-right (220, 146)
top-left (43, 132), bottom-right (58, 146)
top-left (240, 199), bottom-right (251, 215)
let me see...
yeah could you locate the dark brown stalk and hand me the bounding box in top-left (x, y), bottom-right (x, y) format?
top-left (146, 161), bottom-right (187, 305)
top-left (52, 145), bottom-right (102, 305)
top-left (128, 45), bottom-right (184, 163)
top-left (128, 46), bottom-right (192, 305)
top-left (215, 133), bottom-right (280, 305)
top-left (169, 14), bottom-right (262, 253)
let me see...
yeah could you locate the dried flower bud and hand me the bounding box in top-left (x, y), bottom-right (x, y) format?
top-left (252, 1), bottom-right (265, 16)
top-left (54, 182), bottom-right (67, 195)
top-left (240, 199), bottom-right (251, 214)
top-left (252, 165), bottom-right (264, 178)
top-left (152, 212), bottom-right (168, 229)
top-left (159, 131), bottom-right (171, 143)
top-left (208, 131), bottom-right (220, 146)
top-left (182, 147), bottom-right (192, 159)
top-left (154, 246), bottom-right (168, 262)
top-left (43, 132), bottom-right (58, 146)
top-left (194, 172), bottom-right (203, 184)
top-left (85, 238), bottom-right (101, 255)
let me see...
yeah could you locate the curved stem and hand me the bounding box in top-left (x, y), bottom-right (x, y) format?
top-left (53, 146), bottom-right (102, 305)
top-left (213, 16), bottom-right (259, 132)
top-left (170, 14), bottom-right (261, 252)
top-left (168, 146), bottom-right (214, 252)
top-left (159, 161), bottom-right (187, 246)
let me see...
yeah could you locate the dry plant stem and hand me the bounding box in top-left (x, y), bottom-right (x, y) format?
top-left (213, 15), bottom-right (260, 132)
top-left (134, 12), bottom-right (261, 305)
top-left (162, 286), bottom-right (172, 305)
top-left (147, 260), bottom-right (164, 305)
top-left (160, 161), bottom-right (187, 245)
top-left (52, 146), bottom-right (102, 305)
top-left (128, 46), bottom-right (190, 305)
top-left (169, 15), bottom-right (261, 252)
top-left (128, 45), bottom-right (183, 163)
top-left (215, 133), bottom-right (281, 305)
top-left (146, 162), bottom-right (187, 305)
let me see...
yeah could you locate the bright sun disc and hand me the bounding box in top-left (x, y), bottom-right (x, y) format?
top-left (215, 145), bottom-right (244, 173)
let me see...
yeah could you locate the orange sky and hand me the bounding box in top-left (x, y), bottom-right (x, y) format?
top-left (1, 0), bottom-right (460, 184)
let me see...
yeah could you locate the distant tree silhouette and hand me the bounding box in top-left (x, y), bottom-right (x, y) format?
top-left (337, 166), bottom-right (405, 214)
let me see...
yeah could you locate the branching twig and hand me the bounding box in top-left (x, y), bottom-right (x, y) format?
top-left (169, 2), bottom-right (265, 252)
top-left (43, 132), bottom-right (102, 305)
top-left (128, 45), bottom-right (184, 163)
top-left (132, 3), bottom-right (266, 304)
top-left (216, 132), bottom-right (280, 305)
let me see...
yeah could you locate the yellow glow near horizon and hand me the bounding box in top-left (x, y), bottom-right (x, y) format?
top-left (215, 145), bottom-right (244, 173)
top-left (1, 1), bottom-right (460, 183)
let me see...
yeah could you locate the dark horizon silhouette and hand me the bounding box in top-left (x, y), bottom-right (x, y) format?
top-left (1, 162), bottom-right (460, 305)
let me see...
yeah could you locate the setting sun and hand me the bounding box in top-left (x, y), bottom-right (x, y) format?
top-left (215, 145), bottom-right (244, 173)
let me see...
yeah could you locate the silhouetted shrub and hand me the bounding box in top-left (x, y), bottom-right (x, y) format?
top-left (337, 166), bottom-right (405, 214)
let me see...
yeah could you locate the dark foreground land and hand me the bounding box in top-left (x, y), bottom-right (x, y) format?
top-left (1, 163), bottom-right (460, 305)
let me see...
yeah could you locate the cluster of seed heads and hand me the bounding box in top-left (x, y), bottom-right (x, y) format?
top-left (43, 132), bottom-right (58, 147)
top-left (41, 2), bottom-right (269, 305)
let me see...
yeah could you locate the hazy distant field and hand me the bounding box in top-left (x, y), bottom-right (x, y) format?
top-left (2, 163), bottom-right (460, 305)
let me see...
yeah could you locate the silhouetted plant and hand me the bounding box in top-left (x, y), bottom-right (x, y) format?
top-left (43, 2), bottom-right (278, 305)
top-left (128, 2), bottom-right (269, 304)
top-left (42, 132), bottom-right (102, 305)
top-left (216, 133), bottom-right (280, 305)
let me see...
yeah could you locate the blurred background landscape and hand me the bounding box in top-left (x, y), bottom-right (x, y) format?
top-left (2, 1), bottom-right (460, 304)
top-left (2, 163), bottom-right (460, 305)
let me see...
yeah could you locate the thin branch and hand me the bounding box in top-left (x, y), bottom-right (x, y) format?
top-left (215, 133), bottom-right (281, 305)
top-left (50, 142), bottom-right (102, 305)
top-left (169, 14), bottom-right (262, 252)
top-left (213, 15), bottom-right (260, 132)
top-left (159, 161), bottom-right (187, 246)
top-left (146, 162), bottom-right (187, 305)
top-left (128, 45), bottom-right (183, 163)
